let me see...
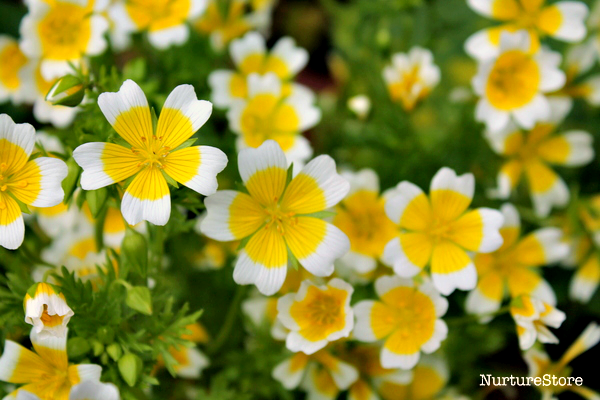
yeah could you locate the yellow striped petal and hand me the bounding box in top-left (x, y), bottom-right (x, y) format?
top-left (430, 240), bottom-right (476, 295)
top-left (9, 157), bottom-right (67, 207)
top-left (162, 145), bottom-right (227, 195)
top-left (201, 190), bottom-right (264, 241)
top-left (429, 168), bottom-right (474, 222)
top-left (385, 181), bottom-right (432, 231)
top-left (73, 142), bottom-right (141, 190)
top-left (0, 193), bottom-right (24, 250)
top-left (0, 341), bottom-right (53, 384)
top-left (0, 114), bottom-right (35, 174)
top-left (238, 140), bottom-right (287, 207)
top-left (449, 208), bottom-right (504, 252)
top-left (537, 2), bottom-right (588, 41)
top-left (121, 167), bottom-right (170, 226)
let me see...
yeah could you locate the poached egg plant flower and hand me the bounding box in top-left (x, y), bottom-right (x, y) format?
top-left (276, 278), bottom-right (354, 355)
top-left (201, 140), bottom-right (350, 296)
top-left (0, 114), bottom-right (68, 250)
top-left (510, 294), bottom-right (566, 350)
top-left (353, 275), bottom-right (449, 370)
top-left (472, 30), bottom-right (566, 133)
top-left (465, 0), bottom-right (589, 61)
top-left (382, 167), bottom-right (504, 295)
top-left (24, 282), bottom-right (74, 339)
top-left (73, 79), bottom-right (228, 226)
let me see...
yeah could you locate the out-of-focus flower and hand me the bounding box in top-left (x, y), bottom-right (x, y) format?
top-left (382, 167), bottom-right (504, 295)
top-left (466, 0), bottom-right (588, 61)
top-left (0, 36), bottom-right (28, 104)
top-left (376, 355), bottom-right (450, 400)
top-left (195, 0), bottom-right (253, 51)
top-left (552, 40), bottom-right (600, 108)
top-left (485, 99), bottom-right (594, 217)
top-left (333, 169), bottom-right (396, 275)
top-left (109, 0), bottom-right (207, 50)
top-left (525, 323), bottom-right (600, 399)
top-left (466, 204), bottom-right (568, 318)
top-left (19, 0), bottom-right (109, 80)
top-left (209, 31), bottom-right (308, 108)
top-left (24, 282), bottom-right (73, 339)
top-left (18, 60), bottom-right (80, 128)
top-left (0, 329), bottom-right (102, 400)
top-left (201, 140), bottom-right (350, 296)
top-left (0, 114), bottom-right (68, 250)
top-left (277, 278), bottom-right (353, 354)
top-left (383, 47), bottom-right (441, 112)
top-left (272, 349), bottom-right (358, 399)
top-left (353, 275), bottom-right (448, 369)
top-left (226, 73), bottom-right (320, 166)
top-left (347, 95), bottom-right (371, 119)
top-left (510, 294), bottom-right (566, 350)
top-left (69, 381), bottom-right (120, 400)
top-left (73, 79), bottom-right (227, 226)
top-left (164, 323), bottom-right (210, 379)
top-left (472, 31), bottom-right (566, 133)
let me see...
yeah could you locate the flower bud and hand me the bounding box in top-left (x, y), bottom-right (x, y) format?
top-left (126, 286), bottom-right (153, 315)
top-left (118, 353), bottom-right (142, 387)
top-left (106, 343), bottom-right (123, 361)
top-left (45, 74), bottom-right (85, 107)
top-left (347, 95), bottom-right (371, 120)
top-left (121, 229), bottom-right (148, 276)
top-left (24, 282), bottom-right (73, 339)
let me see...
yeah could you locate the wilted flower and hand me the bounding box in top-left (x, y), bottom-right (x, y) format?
top-left (24, 282), bottom-right (73, 339)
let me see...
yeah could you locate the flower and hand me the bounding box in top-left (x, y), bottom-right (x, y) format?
top-left (382, 167), bottom-right (504, 295)
top-left (108, 0), bottom-right (207, 50)
top-left (194, 0), bottom-right (253, 50)
top-left (382, 47), bottom-right (441, 111)
top-left (465, 0), bottom-right (589, 61)
top-left (524, 323), bottom-right (600, 399)
top-left (209, 31), bottom-right (308, 108)
top-left (0, 35), bottom-right (28, 104)
top-left (0, 329), bottom-right (102, 400)
top-left (276, 278), bottom-right (354, 354)
top-left (226, 73), bottom-right (320, 166)
top-left (353, 275), bottom-right (448, 369)
top-left (24, 282), bottom-right (74, 339)
top-left (347, 95), bottom-right (371, 120)
top-left (552, 40), bottom-right (600, 107)
top-left (0, 114), bottom-right (68, 250)
top-left (272, 349), bottom-right (358, 398)
top-left (485, 99), bottom-right (594, 217)
top-left (510, 294), bottom-right (566, 350)
top-left (376, 355), bottom-right (450, 400)
top-left (18, 60), bottom-right (80, 128)
top-left (333, 169), bottom-right (397, 275)
top-left (167, 323), bottom-right (210, 379)
top-left (73, 79), bottom-right (228, 226)
top-left (465, 203), bottom-right (568, 318)
top-left (19, 0), bottom-right (109, 80)
top-left (201, 140), bottom-right (350, 295)
top-left (472, 31), bottom-right (566, 133)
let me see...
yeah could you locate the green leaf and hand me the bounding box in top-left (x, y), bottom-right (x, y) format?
top-left (287, 245), bottom-right (299, 271)
top-left (161, 169), bottom-right (179, 188)
top-left (300, 210), bottom-right (337, 219)
top-left (7, 191), bottom-right (30, 214)
top-left (151, 107), bottom-right (158, 134)
top-left (86, 187), bottom-right (108, 218)
top-left (172, 137), bottom-right (198, 152)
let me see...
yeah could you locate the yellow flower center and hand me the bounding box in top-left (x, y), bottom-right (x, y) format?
top-left (240, 94), bottom-right (300, 152)
top-left (263, 202), bottom-right (297, 236)
top-left (290, 285), bottom-right (349, 341)
top-left (486, 50), bottom-right (540, 110)
top-left (40, 304), bottom-right (65, 328)
top-left (130, 135), bottom-right (172, 170)
top-left (38, 2), bottom-right (92, 60)
top-left (305, 291), bottom-right (342, 326)
top-left (0, 42), bottom-right (27, 90)
top-left (388, 66), bottom-right (428, 111)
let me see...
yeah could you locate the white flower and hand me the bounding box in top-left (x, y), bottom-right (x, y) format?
top-left (24, 282), bottom-right (74, 339)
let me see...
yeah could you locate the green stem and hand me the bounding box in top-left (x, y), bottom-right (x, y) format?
top-left (207, 285), bottom-right (247, 356)
top-left (446, 306), bottom-right (511, 325)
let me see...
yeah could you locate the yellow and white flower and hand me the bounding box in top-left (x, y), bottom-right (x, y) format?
top-left (24, 282), bottom-right (73, 339)
top-left (466, 203), bottom-right (568, 318)
top-left (570, 252), bottom-right (600, 303)
top-left (0, 329), bottom-right (102, 400)
top-left (0, 36), bottom-right (28, 104)
top-left (376, 355), bottom-right (449, 400)
top-left (353, 275), bottom-right (448, 370)
top-left (382, 167), bottom-right (504, 295)
top-left (472, 31), bottom-right (566, 133)
top-left (18, 60), bottom-right (80, 128)
top-left (19, 0), bottom-right (109, 80)
top-left (209, 31), bottom-right (308, 108)
top-left (276, 278), bottom-right (353, 354)
top-left (510, 294), bottom-right (566, 350)
top-left (0, 114), bottom-right (68, 250)
top-left (272, 350), bottom-right (358, 398)
top-left (194, 0), bottom-right (253, 51)
top-left (108, 0), bottom-right (207, 50)
top-left (524, 323), bottom-right (600, 399)
top-left (226, 73), bottom-right (320, 166)
top-left (466, 0), bottom-right (589, 61)
top-left (73, 79), bottom-right (228, 226)
top-left (69, 381), bottom-right (120, 400)
top-left (485, 99), bottom-right (594, 217)
top-left (201, 140), bottom-right (350, 296)
top-left (333, 169), bottom-right (397, 275)
top-left (554, 40), bottom-right (600, 107)
top-left (382, 47), bottom-right (441, 111)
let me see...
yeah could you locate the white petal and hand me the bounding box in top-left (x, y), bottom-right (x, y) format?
top-left (148, 25), bottom-right (189, 49)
